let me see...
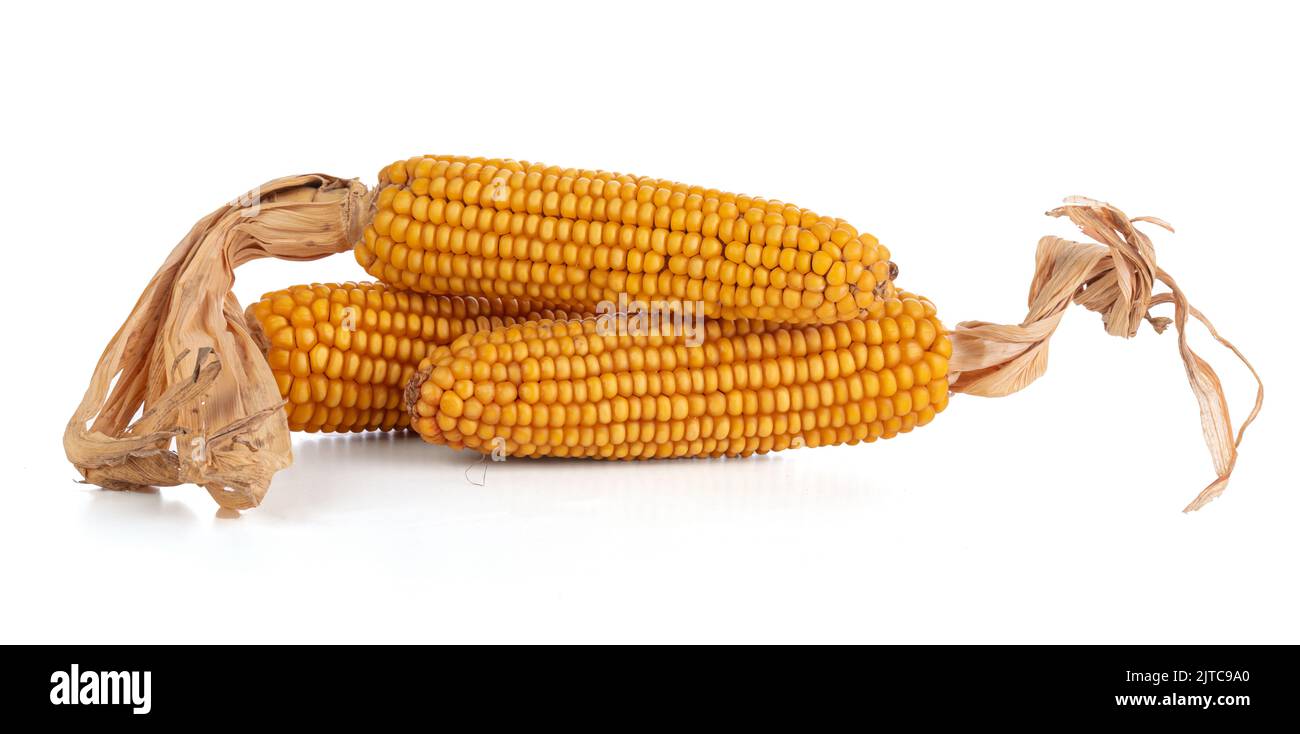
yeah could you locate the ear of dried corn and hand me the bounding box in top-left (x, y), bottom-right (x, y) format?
top-left (405, 293), bottom-right (950, 458)
top-left (355, 156), bottom-right (898, 324)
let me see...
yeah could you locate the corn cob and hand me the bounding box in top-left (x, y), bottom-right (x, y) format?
top-left (406, 292), bottom-right (950, 458)
top-left (355, 156), bottom-right (898, 324)
top-left (246, 282), bottom-right (576, 433)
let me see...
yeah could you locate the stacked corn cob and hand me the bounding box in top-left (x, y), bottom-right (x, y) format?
top-left (68, 155), bottom-right (1261, 511)
top-left (253, 155), bottom-right (951, 459)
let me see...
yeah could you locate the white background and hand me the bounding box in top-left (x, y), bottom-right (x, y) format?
top-left (1, 0), bottom-right (1295, 643)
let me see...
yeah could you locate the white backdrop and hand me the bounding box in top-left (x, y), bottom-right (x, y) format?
top-left (1, 0), bottom-right (1295, 643)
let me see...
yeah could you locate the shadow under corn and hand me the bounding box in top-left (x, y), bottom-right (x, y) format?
top-left (254, 430), bottom-right (879, 526)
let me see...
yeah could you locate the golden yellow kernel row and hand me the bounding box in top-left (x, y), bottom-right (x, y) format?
top-left (355, 155), bottom-right (898, 324)
top-left (246, 282), bottom-right (576, 433)
top-left (406, 293), bottom-right (950, 458)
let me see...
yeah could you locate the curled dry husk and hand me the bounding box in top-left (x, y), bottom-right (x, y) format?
top-left (64, 175), bottom-right (372, 510)
top-left (948, 197), bottom-right (1264, 511)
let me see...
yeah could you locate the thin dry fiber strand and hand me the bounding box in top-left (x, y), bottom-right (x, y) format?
top-left (63, 175), bottom-right (372, 510)
top-left (948, 197), bottom-right (1264, 511)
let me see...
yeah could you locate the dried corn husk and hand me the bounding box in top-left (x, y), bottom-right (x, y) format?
top-left (64, 174), bottom-right (372, 510)
top-left (949, 197), bottom-right (1263, 511)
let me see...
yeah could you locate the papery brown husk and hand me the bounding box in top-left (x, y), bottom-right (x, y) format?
top-left (949, 197), bottom-right (1263, 511)
top-left (64, 175), bottom-right (372, 510)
